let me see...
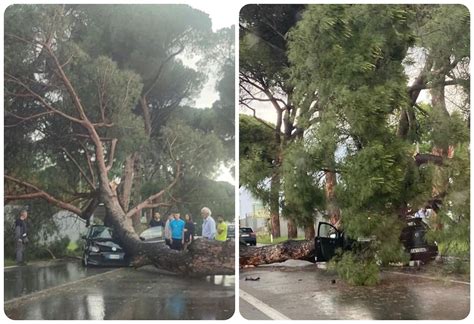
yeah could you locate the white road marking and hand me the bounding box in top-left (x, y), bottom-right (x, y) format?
top-left (239, 289), bottom-right (291, 320)
top-left (385, 271), bottom-right (470, 285)
top-left (4, 268), bottom-right (123, 307)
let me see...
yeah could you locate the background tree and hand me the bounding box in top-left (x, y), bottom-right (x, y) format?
top-left (240, 4), bottom-right (320, 239)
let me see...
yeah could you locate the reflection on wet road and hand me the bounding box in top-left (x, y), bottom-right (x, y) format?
top-left (240, 261), bottom-right (469, 320)
top-left (5, 262), bottom-right (235, 320)
top-left (4, 260), bottom-right (113, 301)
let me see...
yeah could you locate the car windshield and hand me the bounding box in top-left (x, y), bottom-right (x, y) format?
top-left (90, 226), bottom-right (113, 239)
top-left (140, 226), bottom-right (163, 240)
top-left (240, 227), bottom-right (253, 233)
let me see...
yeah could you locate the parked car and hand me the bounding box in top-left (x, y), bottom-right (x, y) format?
top-left (81, 225), bottom-right (128, 267)
top-left (82, 224), bottom-right (166, 267)
top-left (314, 218), bottom-right (438, 263)
top-left (239, 227), bottom-right (257, 246)
top-left (400, 218), bottom-right (438, 261)
top-left (227, 224), bottom-right (235, 240)
top-left (139, 226), bottom-right (165, 243)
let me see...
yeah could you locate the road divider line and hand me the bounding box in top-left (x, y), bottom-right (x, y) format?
top-left (385, 271), bottom-right (470, 285)
top-left (4, 268), bottom-right (123, 307)
top-left (239, 289), bottom-right (291, 320)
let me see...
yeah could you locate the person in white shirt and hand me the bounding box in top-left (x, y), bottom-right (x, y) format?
top-left (201, 207), bottom-right (216, 240)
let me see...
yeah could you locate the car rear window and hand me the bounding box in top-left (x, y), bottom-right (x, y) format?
top-left (240, 227), bottom-right (253, 233)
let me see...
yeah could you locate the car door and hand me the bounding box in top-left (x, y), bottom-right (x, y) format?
top-left (315, 222), bottom-right (343, 262)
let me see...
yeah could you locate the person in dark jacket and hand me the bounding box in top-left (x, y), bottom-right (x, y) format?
top-left (149, 212), bottom-right (164, 228)
top-left (15, 210), bottom-right (29, 265)
top-left (183, 214), bottom-right (195, 250)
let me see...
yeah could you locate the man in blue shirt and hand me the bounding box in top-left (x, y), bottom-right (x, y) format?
top-left (170, 213), bottom-right (185, 250)
top-left (201, 207), bottom-right (216, 240)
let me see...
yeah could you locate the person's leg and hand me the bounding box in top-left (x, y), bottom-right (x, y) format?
top-left (16, 241), bottom-right (24, 264)
top-left (170, 239), bottom-right (178, 250)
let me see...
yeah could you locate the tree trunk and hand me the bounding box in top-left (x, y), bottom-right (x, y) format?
top-left (304, 223), bottom-right (315, 240)
top-left (131, 211), bottom-right (142, 233)
top-left (240, 240), bottom-right (315, 267)
top-left (102, 195), bottom-right (235, 276)
top-left (99, 169), bottom-right (235, 276)
top-left (428, 68), bottom-right (450, 229)
top-left (118, 152), bottom-right (138, 211)
top-left (269, 167), bottom-right (281, 238)
top-left (325, 170), bottom-right (340, 225)
top-left (287, 218), bottom-right (297, 239)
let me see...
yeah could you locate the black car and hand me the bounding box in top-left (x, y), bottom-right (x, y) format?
top-left (315, 218), bottom-right (438, 263)
top-left (400, 218), bottom-right (439, 261)
top-left (82, 225), bottom-right (128, 267)
top-left (239, 227), bottom-right (257, 246)
top-left (82, 225), bottom-right (166, 267)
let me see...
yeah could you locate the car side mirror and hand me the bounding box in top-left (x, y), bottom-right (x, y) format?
top-left (139, 236), bottom-right (145, 241)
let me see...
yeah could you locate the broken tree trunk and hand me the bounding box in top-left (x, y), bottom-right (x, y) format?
top-left (240, 240), bottom-right (315, 267)
top-left (101, 186), bottom-right (235, 277)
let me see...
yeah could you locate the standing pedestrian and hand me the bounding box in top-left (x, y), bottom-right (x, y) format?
top-left (14, 209), bottom-right (29, 266)
top-left (164, 214), bottom-right (173, 247)
top-left (183, 214), bottom-right (195, 250)
top-left (170, 213), bottom-right (185, 251)
top-left (201, 207), bottom-right (216, 240)
top-left (215, 215), bottom-right (228, 242)
top-left (149, 212), bottom-right (164, 228)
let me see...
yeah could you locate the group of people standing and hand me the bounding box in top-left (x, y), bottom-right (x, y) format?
top-left (149, 206), bottom-right (228, 251)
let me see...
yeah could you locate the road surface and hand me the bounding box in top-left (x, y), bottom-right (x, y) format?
top-left (240, 260), bottom-right (469, 320)
top-left (4, 260), bottom-right (234, 320)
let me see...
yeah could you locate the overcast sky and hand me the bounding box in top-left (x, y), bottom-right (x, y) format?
top-left (187, 2), bottom-right (236, 185)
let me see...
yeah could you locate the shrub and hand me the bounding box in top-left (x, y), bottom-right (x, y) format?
top-left (329, 251), bottom-right (380, 286)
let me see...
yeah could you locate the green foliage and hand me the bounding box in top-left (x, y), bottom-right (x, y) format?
top-left (4, 4), bottom-right (232, 229)
top-left (338, 141), bottom-right (410, 211)
top-left (239, 115), bottom-right (276, 205)
top-left (328, 251), bottom-right (381, 286)
top-left (281, 141), bottom-right (325, 226)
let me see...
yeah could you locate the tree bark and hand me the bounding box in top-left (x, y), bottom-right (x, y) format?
top-left (118, 152), bottom-right (138, 211)
top-left (240, 240), bottom-right (315, 267)
top-left (324, 170), bottom-right (340, 225)
top-left (304, 223), bottom-right (315, 240)
top-left (269, 167), bottom-right (281, 238)
top-left (287, 218), bottom-right (297, 239)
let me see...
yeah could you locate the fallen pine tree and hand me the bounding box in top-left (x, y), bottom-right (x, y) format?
top-left (239, 240), bottom-right (316, 267)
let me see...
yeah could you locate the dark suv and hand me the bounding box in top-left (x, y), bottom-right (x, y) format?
top-left (315, 218), bottom-right (438, 263)
top-left (239, 227), bottom-right (257, 246)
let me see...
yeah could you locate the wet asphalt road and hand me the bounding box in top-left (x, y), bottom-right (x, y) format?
top-left (240, 260), bottom-right (470, 320)
top-left (4, 260), bottom-right (113, 301)
top-left (4, 260), bottom-right (235, 320)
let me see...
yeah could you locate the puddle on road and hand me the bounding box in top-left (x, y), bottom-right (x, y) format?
top-left (4, 261), bottom-right (111, 301)
top-left (4, 265), bottom-right (235, 320)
